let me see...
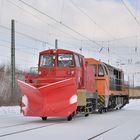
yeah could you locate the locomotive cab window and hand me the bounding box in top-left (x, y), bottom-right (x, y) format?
top-left (74, 54), bottom-right (81, 67)
top-left (40, 54), bottom-right (55, 68)
top-left (104, 66), bottom-right (108, 75)
top-left (98, 64), bottom-right (104, 77)
top-left (58, 54), bottom-right (74, 67)
top-left (79, 56), bottom-right (83, 66)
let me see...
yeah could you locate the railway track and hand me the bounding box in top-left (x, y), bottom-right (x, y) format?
top-left (88, 125), bottom-right (118, 140)
top-left (0, 123), bottom-right (56, 137)
top-left (0, 122), bottom-right (31, 129)
top-left (133, 134), bottom-right (140, 140)
top-left (0, 121), bottom-right (64, 138)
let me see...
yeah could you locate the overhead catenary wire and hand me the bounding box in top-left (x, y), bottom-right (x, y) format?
top-left (0, 24), bottom-right (54, 48)
top-left (6, 0), bottom-right (103, 53)
top-left (17, 0), bottom-right (129, 60)
top-left (17, 0), bottom-right (102, 47)
top-left (0, 45), bottom-right (35, 64)
top-left (0, 38), bottom-right (40, 51)
top-left (0, 24), bottom-right (101, 56)
top-left (98, 35), bottom-right (140, 42)
top-left (0, 25), bottom-right (98, 54)
top-left (6, 0), bottom-right (83, 42)
top-left (0, 0), bottom-right (131, 64)
top-left (60, 0), bottom-right (65, 23)
top-left (7, 0), bottom-right (139, 49)
top-left (70, 0), bottom-right (115, 39)
top-left (6, 0), bottom-right (130, 57)
top-left (0, 43), bottom-right (38, 56)
top-left (70, 0), bottom-right (136, 50)
top-left (121, 0), bottom-right (140, 27)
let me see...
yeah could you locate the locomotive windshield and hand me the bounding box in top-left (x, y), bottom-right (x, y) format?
top-left (58, 54), bottom-right (74, 67)
top-left (40, 54), bottom-right (55, 68)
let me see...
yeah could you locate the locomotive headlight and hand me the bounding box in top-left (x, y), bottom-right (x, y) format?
top-left (22, 95), bottom-right (28, 114)
top-left (69, 95), bottom-right (77, 104)
top-left (38, 71), bottom-right (41, 75)
top-left (71, 71), bottom-right (74, 75)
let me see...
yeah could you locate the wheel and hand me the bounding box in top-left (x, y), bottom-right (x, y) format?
top-left (84, 108), bottom-right (89, 117)
top-left (99, 108), bottom-right (103, 114)
top-left (85, 113), bottom-right (89, 117)
top-left (120, 106), bottom-right (123, 109)
top-left (42, 117), bottom-right (47, 120)
top-left (67, 115), bottom-right (72, 121)
top-left (104, 108), bottom-right (107, 112)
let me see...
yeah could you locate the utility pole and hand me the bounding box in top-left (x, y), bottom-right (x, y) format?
top-left (128, 75), bottom-right (130, 96)
top-left (133, 74), bottom-right (135, 88)
top-left (55, 39), bottom-right (58, 49)
top-left (11, 19), bottom-right (16, 96)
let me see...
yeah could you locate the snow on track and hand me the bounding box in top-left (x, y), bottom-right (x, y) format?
top-left (0, 99), bottom-right (140, 140)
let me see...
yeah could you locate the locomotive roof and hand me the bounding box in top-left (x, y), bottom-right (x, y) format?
top-left (103, 62), bottom-right (122, 72)
top-left (86, 58), bottom-right (122, 72)
top-left (40, 49), bottom-right (84, 57)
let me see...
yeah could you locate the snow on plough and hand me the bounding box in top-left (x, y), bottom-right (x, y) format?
top-left (18, 49), bottom-right (129, 121)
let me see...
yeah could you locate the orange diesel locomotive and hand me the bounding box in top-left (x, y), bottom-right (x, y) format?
top-left (18, 49), bottom-right (129, 121)
top-left (86, 58), bottom-right (129, 113)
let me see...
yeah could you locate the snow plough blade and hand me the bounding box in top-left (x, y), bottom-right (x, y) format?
top-left (17, 78), bottom-right (77, 117)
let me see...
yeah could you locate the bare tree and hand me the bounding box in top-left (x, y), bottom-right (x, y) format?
top-left (0, 64), bottom-right (23, 106)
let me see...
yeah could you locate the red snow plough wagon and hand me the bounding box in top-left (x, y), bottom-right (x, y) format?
top-left (18, 49), bottom-right (129, 121)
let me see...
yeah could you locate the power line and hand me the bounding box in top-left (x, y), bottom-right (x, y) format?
top-left (4, 0), bottom-right (129, 61)
top-left (70, 0), bottom-right (136, 49)
top-left (6, 0), bottom-right (129, 56)
top-left (0, 45), bottom-right (35, 64)
top-left (60, 0), bottom-right (65, 23)
top-left (70, 0), bottom-right (115, 39)
top-left (17, 20), bottom-right (81, 45)
top-left (7, 0), bottom-right (82, 42)
top-left (17, 0), bottom-right (102, 47)
top-left (121, 0), bottom-right (140, 27)
top-left (7, 0), bottom-right (137, 47)
top-left (7, 0), bottom-right (106, 53)
top-left (0, 43), bottom-right (38, 56)
top-left (0, 38), bottom-right (45, 51)
top-left (0, 24), bottom-right (53, 48)
top-left (1, 22), bottom-right (93, 53)
top-left (16, 0), bottom-right (125, 57)
top-left (98, 35), bottom-right (139, 42)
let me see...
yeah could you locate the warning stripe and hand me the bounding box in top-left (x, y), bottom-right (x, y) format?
top-left (100, 97), bottom-right (104, 103)
top-left (98, 95), bottom-right (105, 107)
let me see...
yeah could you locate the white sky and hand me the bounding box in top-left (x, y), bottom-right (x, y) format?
top-left (0, 0), bottom-right (140, 86)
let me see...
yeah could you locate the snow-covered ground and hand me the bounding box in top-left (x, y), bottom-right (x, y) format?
top-left (0, 106), bottom-right (20, 116)
top-left (0, 99), bottom-right (140, 140)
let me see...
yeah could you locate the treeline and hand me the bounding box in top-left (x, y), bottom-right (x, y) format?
top-left (0, 64), bottom-right (24, 106)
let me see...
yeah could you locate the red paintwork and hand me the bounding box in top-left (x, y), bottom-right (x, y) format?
top-left (18, 49), bottom-right (96, 118)
top-left (18, 78), bottom-right (77, 117)
top-left (85, 64), bottom-right (96, 93)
